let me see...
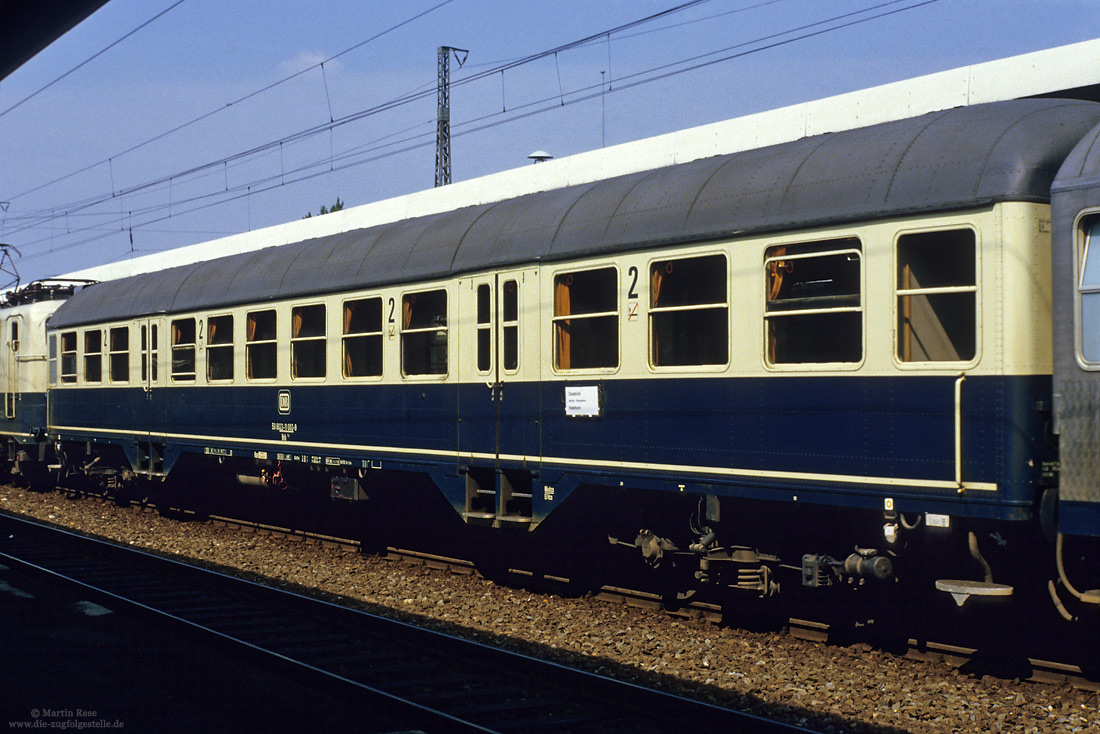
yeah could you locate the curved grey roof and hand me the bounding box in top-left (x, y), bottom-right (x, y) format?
top-left (52, 98), bottom-right (1100, 329)
top-left (1052, 117), bottom-right (1100, 192)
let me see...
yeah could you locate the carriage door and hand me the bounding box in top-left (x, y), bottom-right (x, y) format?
top-left (137, 318), bottom-right (165, 475)
top-left (464, 269), bottom-right (539, 527)
top-left (3, 315), bottom-right (23, 420)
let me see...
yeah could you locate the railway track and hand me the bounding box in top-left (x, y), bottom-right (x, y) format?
top-left (0, 511), bottom-right (813, 734)
top-left (205, 512), bottom-right (1100, 693)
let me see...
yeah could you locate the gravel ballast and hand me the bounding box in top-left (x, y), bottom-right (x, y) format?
top-left (2, 487), bottom-right (1096, 733)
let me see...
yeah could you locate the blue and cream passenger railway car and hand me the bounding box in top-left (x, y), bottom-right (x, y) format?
top-left (43, 98), bottom-right (1100, 625)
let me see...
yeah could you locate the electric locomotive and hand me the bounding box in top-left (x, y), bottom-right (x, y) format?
top-left (39, 98), bottom-right (1100, 629)
top-left (0, 280), bottom-right (84, 486)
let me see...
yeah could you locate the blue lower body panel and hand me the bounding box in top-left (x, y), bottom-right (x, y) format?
top-left (48, 374), bottom-right (1054, 526)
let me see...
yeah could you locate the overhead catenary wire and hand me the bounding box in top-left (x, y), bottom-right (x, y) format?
top-left (3, 0), bottom-right (461, 205)
top-left (11, 0), bottom-right (940, 264)
top-left (0, 0), bottom-right (192, 119)
top-left (3, 0), bottom-right (719, 235)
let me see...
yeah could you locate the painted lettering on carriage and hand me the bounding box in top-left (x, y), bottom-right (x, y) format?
top-left (272, 422), bottom-right (298, 441)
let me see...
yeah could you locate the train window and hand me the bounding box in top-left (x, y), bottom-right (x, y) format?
top-left (171, 319), bottom-right (196, 382)
top-left (765, 239), bottom-right (862, 365)
top-left (896, 229), bottom-right (977, 363)
top-left (109, 327), bottom-right (129, 383)
top-left (84, 330), bottom-right (102, 383)
top-left (401, 289), bottom-right (448, 376)
top-left (503, 279), bottom-right (518, 372)
top-left (141, 325), bottom-right (158, 382)
top-left (343, 298), bottom-right (382, 378)
top-left (207, 315), bottom-right (234, 381)
top-left (650, 254), bottom-right (728, 367)
top-left (48, 335), bottom-right (58, 385)
top-left (10, 321), bottom-right (18, 353)
top-left (246, 310), bottom-right (277, 380)
top-left (553, 267), bottom-right (618, 370)
top-left (477, 284), bottom-right (491, 373)
top-left (61, 332), bottom-right (77, 384)
top-left (292, 304), bottom-right (326, 379)
top-left (1079, 219), bottom-right (1100, 363)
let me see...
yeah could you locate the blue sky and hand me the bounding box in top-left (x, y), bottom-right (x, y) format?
top-left (1, 0), bottom-right (1099, 283)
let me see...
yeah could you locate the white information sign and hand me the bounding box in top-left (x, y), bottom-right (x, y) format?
top-left (565, 385), bottom-right (601, 418)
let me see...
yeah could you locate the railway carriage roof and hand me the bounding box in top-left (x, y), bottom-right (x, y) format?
top-left (1052, 115), bottom-right (1100, 193)
top-left (51, 98), bottom-right (1100, 329)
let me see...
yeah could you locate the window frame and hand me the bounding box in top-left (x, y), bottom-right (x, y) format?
top-left (246, 309), bottom-right (278, 381)
top-left (476, 283), bottom-right (492, 375)
top-left (109, 326), bottom-right (129, 383)
top-left (206, 314), bottom-right (234, 382)
top-left (647, 252), bottom-right (729, 371)
top-left (48, 334), bottom-right (58, 386)
top-left (400, 288), bottom-right (449, 378)
top-left (291, 303), bottom-right (327, 380)
top-left (763, 238), bottom-right (864, 370)
top-left (83, 329), bottom-right (103, 384)
top-left (60, 331), bottom-right (77, 384)
top-left (893, 226), bottom-right (980, 368)
top-left (342, 296), bottom-right (384, 380)
top-left (551, 265), bottom-right (620, 373)
top-left (170, 317), bottom-right (197, 383)
top-left (140, 323), bottom-right (159, 383)
top-left (1075, 211), bottom-right (1100, 369)
top-left (501, 278), bottom-right (520, 374)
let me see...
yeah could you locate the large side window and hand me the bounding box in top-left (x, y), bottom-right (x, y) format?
top-left (292, 305), bottom-right (326, 379)
top-left (171, 318), bottom-right (196, 382)
top-left (84, 330), bottom-right (102, 383)
top-left (1079, 219), bottom-right (1100, 363)
top-left (207, 315), bottom-right (234, 381)
top-left (765, 239), bottom-right (862, 365)
top-left (60, 332), bottom-right (77, 384)
top-left (401, 289), bottom-right (447, 376)
top-left (343, 298), bottom-right (382, 378)
top-left (247, 310), bottom-right (277, 380)
top-left (897, 229), bottom-right (977, 363)
top-left (553, 267), bottom-right (618, 370)
top-left (109, 327), bottom-right (129, 383)
top-left (650, 254), bottom-right (728, 367)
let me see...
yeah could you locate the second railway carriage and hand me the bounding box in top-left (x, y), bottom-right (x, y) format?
top-left (1050, 120), bottom-right (1100, 618)
top-left (44, 98), bottom-right (1100, 617)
